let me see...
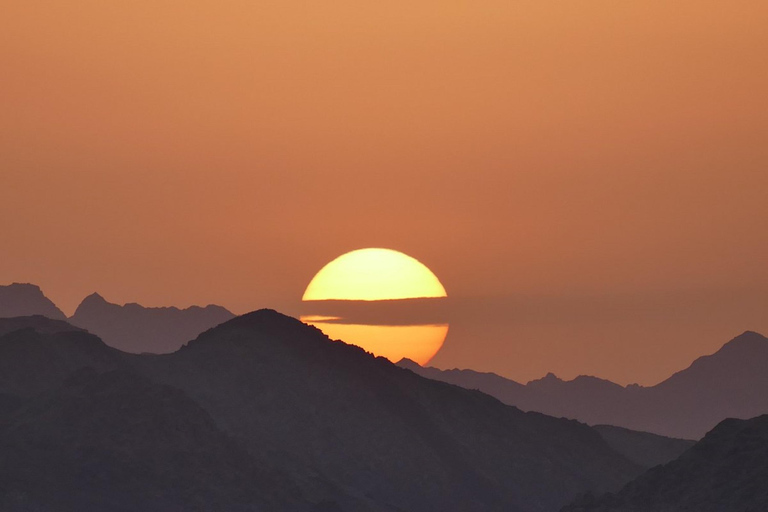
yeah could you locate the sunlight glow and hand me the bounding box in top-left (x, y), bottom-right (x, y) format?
top-left (300, 319), bottom-right (449, 365)
top-left (302, 248), bottom-right (447, 301)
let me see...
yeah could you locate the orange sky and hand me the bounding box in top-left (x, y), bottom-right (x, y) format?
top-left (2, 1), bottom-right (767, 385)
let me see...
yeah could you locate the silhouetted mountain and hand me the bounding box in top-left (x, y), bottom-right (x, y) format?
top-left (69, 292), bottom-right (235, 353)
top-left (590, 425), bottom-right (694, 469)
top-left (0, 316), bottom-right (123, 397)
top-left (0, 367), bottom-right (307, 512)
top-left (0, 312), bottom-right (644, 512)
top-left (134, 310), bottom-right (644, 512)
top-left (563, 414), bottom-right (768, 512)
top-left (0, 283), bottom-right (66, 320)
top-left (398, 331), bottom-right (768, 439)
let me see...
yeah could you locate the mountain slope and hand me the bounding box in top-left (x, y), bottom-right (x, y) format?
top-left (399, 331), bottom-right (768, 439)
top-left (590, 425), bottom-right (694, 469)
top-left (0, 367), bottom-right (306, 512)
top-left (0, 283), bottom-right (66, 320)
top-left (69, 292), bottom-right (235, 353)
top-left (136, 310), bottom-right (642, 512)
top-left (563, 414), bottom-right (768, 512)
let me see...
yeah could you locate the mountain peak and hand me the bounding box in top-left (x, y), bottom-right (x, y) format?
top-left (720, 330), bottom-right (767, 351)
top-left (194, 309), bottom-right (324, 343)
top-left (396, 357), bottom-right (422, 371)
top-left (0, 283), bottom-right (67, 321)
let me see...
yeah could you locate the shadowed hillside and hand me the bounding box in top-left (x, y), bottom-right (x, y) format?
top-left (563, 415), bottom-right (768, 512)
top-left (0, 313), bottom-right (644, 512)
top-left (399, 331), bottom-right (768, 439)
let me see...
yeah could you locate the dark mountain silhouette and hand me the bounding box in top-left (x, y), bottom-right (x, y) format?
top-left (398, 331), bottom-right (768, 439)
top-left (0, 367), bottom-right (308, 512)
top-left (0, 283), bottom-right (66, 320)
top-left (0, 313), bottom-right (644, 512)
top-left (590, 425), bottom-right (694, 469)
top-left (69, 292), bottom-right (235, 353)
top-left (563, 414), bottom-right (768, 512)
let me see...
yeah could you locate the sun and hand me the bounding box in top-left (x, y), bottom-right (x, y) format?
top-left (302, 248), bottom-right (447, 301)
top-left (301, 248), bottom-right (448, 365)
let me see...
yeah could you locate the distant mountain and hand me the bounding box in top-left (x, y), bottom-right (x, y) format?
top-left (0, 313), bottom-right (644, 512)
top-left (0, 283), bottom-right (66, 320)
top-left (69, 292), bottom-right (235, 353)
top-left (399, 331), bottom-right (768, 439)
top-left (563, 414), bottom-right (768, 512)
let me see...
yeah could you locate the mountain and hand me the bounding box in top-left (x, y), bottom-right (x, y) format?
top-left (0, 367), bottom-right (306, 512)
top-left (398, 331), bottom-right (768, 439)
top-left (0, 312), bottom-right (644, 512)
top-left (69, 292), bottom-right (235, 353)
top-left (590, 425), bottom-right (694, 469)
top-left (0, 283), bottom-right (66, 320)
top-left (563, 414), bottom-right (768, 512)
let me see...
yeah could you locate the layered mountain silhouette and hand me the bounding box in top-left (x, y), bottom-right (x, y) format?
top-left (399, 331), bottom-right (768, 439)
top-left (0, 313), bottom-right (650, 512)
top-left (0, 283), bottom-right (66, 320)
top-left (0, 283), bottom-right (234, 354)
top-left (563, 414), bottom-right (768, 512)
top-left (69, 292), bottom-right (234, 353)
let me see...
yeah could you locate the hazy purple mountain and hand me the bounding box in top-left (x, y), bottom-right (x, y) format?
top-left (563, 414), bottom-right (768, 512)
top-left (399, 331), bottom-right (768, 439)
top-left (0, 313), bottom-right (644, 512)
top-left (0, 283), bottom-right (66, 320)
top-left (69, 292), bottom-right (235, 353)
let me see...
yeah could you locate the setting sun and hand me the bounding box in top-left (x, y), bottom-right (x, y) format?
top-left (302, 248), bottom-right (447, 301)
top-left (301, 248), bottom-right (448, 365)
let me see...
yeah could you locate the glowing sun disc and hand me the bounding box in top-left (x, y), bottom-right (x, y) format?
top-left (302, 248), bottom-right (447, 301)
top-left (301, 320), bottom-right (449, 366)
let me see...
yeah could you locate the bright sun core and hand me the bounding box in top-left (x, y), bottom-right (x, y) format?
top-left (302, 248), bottom-right (447, 301)
top-left (301, 248), bottom-right (448, 365)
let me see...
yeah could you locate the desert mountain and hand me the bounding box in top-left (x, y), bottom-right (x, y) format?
top-left (0, 313), bottom-right (645, 512)
top-left (0, 367), bottom-right (306, 512)
top-left (399, 331), bottom-right (768, 439)
top-left (0, 283), bottom-right (66, 320)
top-left (590, 425), bottom-right (694, 469)
top-left (69, 292), bottom-right (235, 353)
top-left (563, 414), bottom-right (768, 512)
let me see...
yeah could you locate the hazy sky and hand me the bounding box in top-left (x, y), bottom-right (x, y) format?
top-left (2, 1), bottom-right (767, 385)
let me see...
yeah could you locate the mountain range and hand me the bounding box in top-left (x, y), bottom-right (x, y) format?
top-left (0, 312), bottom-right (765, 511)
top-left (0, 313), bottom-right (651, 512)
top-left (0, 283), bottom-right (234, 354)
top-left (4, 283), bottom-right (767, 441)
top-left (399, 330), bottom-right (768, 439)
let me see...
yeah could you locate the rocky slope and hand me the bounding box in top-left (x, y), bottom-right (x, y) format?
top-left (563, 414), bottom-right (768, 512)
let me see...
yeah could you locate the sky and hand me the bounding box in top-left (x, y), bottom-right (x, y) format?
top-left (2, 1), bottom-right (767, 385)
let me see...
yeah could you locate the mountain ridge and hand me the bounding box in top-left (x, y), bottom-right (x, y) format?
top-left (0, 311), bottom-right (645, 512)
top-left (400, 331), bottom-right (768, 439)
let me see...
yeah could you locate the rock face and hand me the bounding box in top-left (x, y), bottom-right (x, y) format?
top-left (399, 331), bottom-right (768, 439)
top-left (0, 313), bottom-right (644, 512)
top-left (563, 414), bottom-right (768, 512)
top-left (69, 292), bottom-right (235, 353)
top-left (0, 283), bottom-right (66, 320)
